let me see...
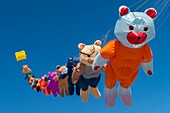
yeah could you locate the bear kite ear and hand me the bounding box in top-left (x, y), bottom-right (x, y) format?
top-left (78, 43), bottom-right (86, 51)
top-left (23, 65), bottom-right (28, 69)
top-left (48, 72), bottom-right (52, 75)
top-left (68, 57), bottom-right (73, 61)
top-left (119, 5), bottom-right (130, 17)
top-left (56, 65), bottom-right (60, 70)
top-left (145, 8), bottom-right (157, 19)
top-left (94, 40), bottom-right (102, 46)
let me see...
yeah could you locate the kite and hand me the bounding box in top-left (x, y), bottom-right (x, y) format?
top-left (15, 50), bottom-right (27, 61)
top-left (92, 5), bottom-right (157, 108)
top-left (72, 40), bottom-right (106, 102)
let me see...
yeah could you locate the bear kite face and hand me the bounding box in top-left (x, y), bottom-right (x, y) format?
top-left (78, 40), bottom-right (102, 67)
top-left (66, 56), bottom-right (80, 68)
top-left (48, 72), bottom-right (57, 80)
top-left (114, 5), bottom-right (157, 48)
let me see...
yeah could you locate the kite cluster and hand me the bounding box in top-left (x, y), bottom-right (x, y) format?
top-left (21, 56), bottom-right (80, 97)
top-left (16, 5), bottom-right (157, 108)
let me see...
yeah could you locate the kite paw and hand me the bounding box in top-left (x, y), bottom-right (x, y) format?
top-left (94, 66), bottom-right (100, 71)
top-left (90, 87), bottom-right (101, 98)
top-left (104, 86), bottom-right (116, 108)
top-left (80, 89), bottom-right (89, 103)
top-left (118, 85), bottom-right (132, 106)
top-left (147, 70), bottom-right (152, 76)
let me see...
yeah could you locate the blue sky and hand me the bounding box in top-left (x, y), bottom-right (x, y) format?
top-left (0, 0), bottom-right (170, 113)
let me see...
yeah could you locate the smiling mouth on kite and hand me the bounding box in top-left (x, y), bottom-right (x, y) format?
top-left (127, 31), bottom-right (147, 45)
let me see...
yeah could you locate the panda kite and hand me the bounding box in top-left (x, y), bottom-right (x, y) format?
top-left (92, 5), bottom-right (157, 108)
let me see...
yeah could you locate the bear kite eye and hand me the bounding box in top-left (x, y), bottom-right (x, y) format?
top-left (87, 55), bottom-right (90, 57)
top-left (129, 25), bottom-right (134, 30)
top-left (144, 27), bottom-right (148, 31)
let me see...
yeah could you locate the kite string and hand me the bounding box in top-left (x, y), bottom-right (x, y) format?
top-left (156, 13), bottom-right (170, 31)
top-left (134, 0), bottom-right (148, 11)
top-left (129, 0), bottom-right (144, 8)
top-left (156, 0), bottom-right (170, 24)
top-left (143, 0), bottom-right (157, 9)
top-left (154, 0), bottom-right (162, 7)
top-left (98, 27), bottom-right (114, 46)
top-left (85, 26), bottom-right (113, 47)
top-left (157, 0), bottom-right (167, 9)
top-left (156, 0), bottom-right (169, 19)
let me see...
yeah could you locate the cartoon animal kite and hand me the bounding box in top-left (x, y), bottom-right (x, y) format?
top-left (72, 40), bottom-right (106, 102)
top-left (92, 5), bottom-right (157, 108)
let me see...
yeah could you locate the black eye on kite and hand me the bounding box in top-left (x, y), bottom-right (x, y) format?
top-left (129, 25), bottom-right (134, 30)
top-left (144, 27), bottom-right (148, 31)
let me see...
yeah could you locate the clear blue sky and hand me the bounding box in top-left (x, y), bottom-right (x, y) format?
top-left (0, 0), bottom-right (170, 113)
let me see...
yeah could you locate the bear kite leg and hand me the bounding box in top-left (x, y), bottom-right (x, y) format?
top-left (118, 85), bottom-right (132, 106)
top-left (118, 71), bottom-right (138, 106)
top-left (75, 80), bottom-right (81, 96)
top-left (89, 74), bottom-right (101, 98)
top-left (104, 63), bottom-right (117, 108)
top-left (79, 76), bottom-right (89, 103)
top-left (64, 76), bottom-right (70, 96)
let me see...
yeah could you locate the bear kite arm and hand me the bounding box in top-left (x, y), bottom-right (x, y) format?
top-left (92, 40), bottom-right (117, 71)
top-left (92, 52), bottom-right (108, 71)
top-left (72, 63), bottom-right (85, 84)
top-left (141, 60), bottom-right (153, 76)
top-left (141, 44), bottom-right (153, 76)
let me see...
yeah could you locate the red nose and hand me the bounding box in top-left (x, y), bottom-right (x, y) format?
top-left (127, 32), bottom-right (147, 44)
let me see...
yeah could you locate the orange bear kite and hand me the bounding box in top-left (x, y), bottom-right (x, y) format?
top-left (92, 5), bottom-right (157, 108)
